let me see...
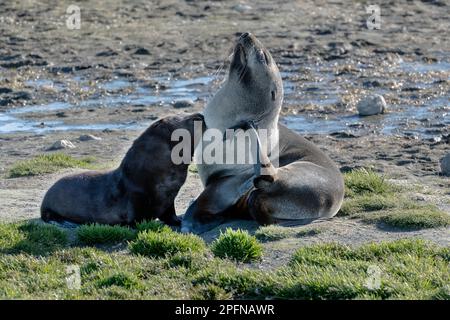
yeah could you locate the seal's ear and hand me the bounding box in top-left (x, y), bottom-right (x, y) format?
top-left (253, 174), bottom-right (277, 189)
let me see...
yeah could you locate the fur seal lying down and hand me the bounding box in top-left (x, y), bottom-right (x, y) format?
top-left (181, 33), bottom-right (344, 233)
top-left (41, 113), bottom-right (204, 226)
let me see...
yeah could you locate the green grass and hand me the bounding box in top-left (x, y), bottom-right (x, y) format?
top-left (338, 194), bottom-right (398, 216)
top-left (344, 168), bottom-right (395, 197)
top-left (129, 230), bottom-right (206, 258)
top-left (255, 225), bottom-right (322, 242)
top-left (360, 208), bottom-right (450, 230)
top-left (135, 220), bottom-right (171, 233)
top-left (0, 222), bottom-right (67, 255)
top-left (8, 153), bottom-right (96, 178)
top-left (0, 222), bottom-right (448, 299)
top-left (211, 229), bottom-right (263, 262)
top-left (77, 224), bottom-right (136, 245)
top-left (339, 169), bottom-right (450, 231)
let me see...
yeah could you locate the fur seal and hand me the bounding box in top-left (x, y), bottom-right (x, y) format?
top-left (181, 33), bottom-right (344, 233)
top-left (41, 113), bottom-right (204, 226)
top-left (197, 32), bottom-right (282, 185)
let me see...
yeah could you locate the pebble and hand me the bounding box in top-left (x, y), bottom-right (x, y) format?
top-left (134, 48), bottom-right (151, 55)
top-left (48, 139), bottom-right (76, 150)
top-left (79, 134), bottom-right (102, 141)
top-left (232, 3), bottom-right (252, 12)
top-left (357, 94), bottom-right (387, 116)
top-left (173, 100), bottom-right (194, 109)
top-left (440, 153), bottom-right (450, 176)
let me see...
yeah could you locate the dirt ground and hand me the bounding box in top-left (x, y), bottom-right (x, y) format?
top-left (0, 0), bottom-right (449, 257)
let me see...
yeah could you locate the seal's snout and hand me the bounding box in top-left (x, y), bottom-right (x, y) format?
top-left (239, 32), bottom-right (250, 39)
top-left (191, 113), bottom-right (204, 122)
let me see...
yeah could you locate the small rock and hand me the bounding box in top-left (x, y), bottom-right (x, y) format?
top-left (440, 153), bottom-right (450, 176)
top-left (79, 134), bottom-right (102, 141)
top-left (96, 49), bottom-right (118, 57)
top-left (0, 87), bottom-right (13, 94)
top-left (134, 48), bottom-right (151, 55)
top-left (232, 3), bottom-right (252, 12)
top-left (173, 100), bottom-right (194, 109)
top-left (357, 94), bottom-right (386, 116)
top-left (48, 139), bottom-right (76, 150)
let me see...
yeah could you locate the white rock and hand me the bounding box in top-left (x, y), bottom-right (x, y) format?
top-left (79, 134), bottom-right (102, 141)
top-left (440, 153), bottom-right (450, 176)
top-left (357, 94), bottom-right (386, 116)
top-left (49, 139), bottom-right (76, 150)
top-left (232, 3), bottom-right (252, 12)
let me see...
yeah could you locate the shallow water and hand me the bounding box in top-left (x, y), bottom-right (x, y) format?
top-left (1, 59), bottom-right (448, 138)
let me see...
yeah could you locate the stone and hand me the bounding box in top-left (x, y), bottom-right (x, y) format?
top-left (232, 3), bottom-right (252, 12)
top-left (357, 94), bottom-right (387, 116)
top-left (79, 134), bottom-right (102, 141)
top-left (440, 153), bottom-right (450, 176)
top-left (134, 48), bottom-right (150, 55)
top-left (173, 100), bottom-right (194, 109)
top-left (48, 139), bottom-right (76, 150)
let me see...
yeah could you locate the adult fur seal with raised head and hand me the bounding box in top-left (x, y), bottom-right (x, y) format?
top-left (41, 113), bottom-right (204, 226)
top-left (181, 33), bottom-right (344, 233)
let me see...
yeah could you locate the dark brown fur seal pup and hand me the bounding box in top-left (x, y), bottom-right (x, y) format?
top-left (41, 113), bottom-right (204, 227)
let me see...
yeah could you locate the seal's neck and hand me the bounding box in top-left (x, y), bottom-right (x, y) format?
top-left (204, 81), bottom-right (281, 132)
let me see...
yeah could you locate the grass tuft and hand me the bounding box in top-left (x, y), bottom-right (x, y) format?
top-left (77, 224), bottom-right (136, 245)
top-left (255, 225), bottom-right (321, 242)
top-left (8, 153), bottom-right (96, 178)
top-left (344, 168), bottom-right (395, 197)
top-left (338, 194), bottom-right (398, 216)
top-left (211, 228), bottom-right (263, 263)
top-left (129, 230), bottom-right (205, 258)
top-left (135, 220), bottom-right (171, 233)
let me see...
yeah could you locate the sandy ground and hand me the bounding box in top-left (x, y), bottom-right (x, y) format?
top-left (0, 0), bottom-right (449, 256)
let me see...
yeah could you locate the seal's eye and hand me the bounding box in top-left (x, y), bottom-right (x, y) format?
top-left (271, 90), bottom-right (276, 101)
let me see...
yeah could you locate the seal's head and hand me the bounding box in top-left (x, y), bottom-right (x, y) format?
top-left (229, 32), bottom-right (283, 109)
top-left (204, 33), bottom-right (283, 131)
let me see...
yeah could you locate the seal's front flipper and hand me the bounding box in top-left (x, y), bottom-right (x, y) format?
top-left (181, 199), bottom-right (225, 234)
top-left (48, 220), bottom-right (80, 229)
top-left (159, 204), bottom-right (181, 227)
top-left (181, 174), bottom-right (253, 234)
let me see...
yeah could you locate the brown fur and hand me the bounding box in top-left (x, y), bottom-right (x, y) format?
top-left (41, 113), bottom-right (204, 226)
